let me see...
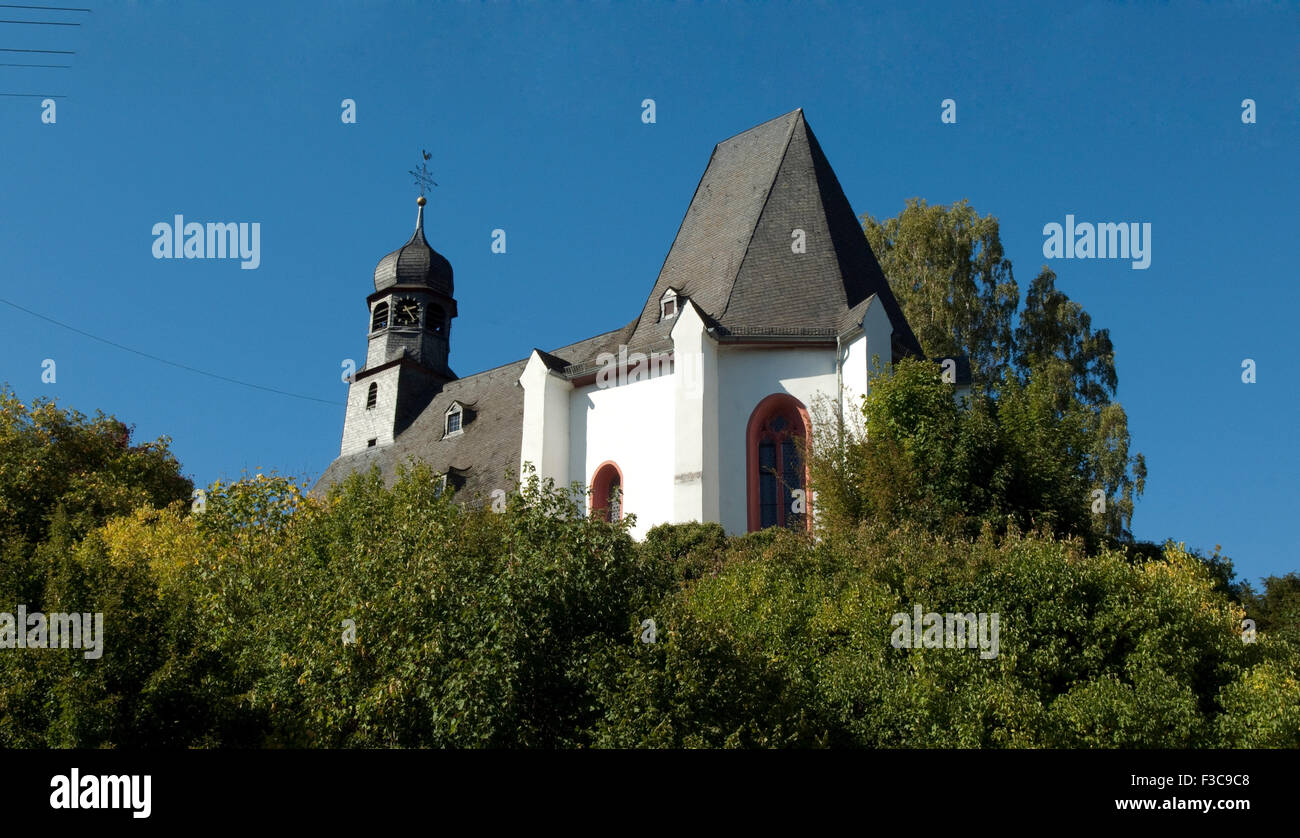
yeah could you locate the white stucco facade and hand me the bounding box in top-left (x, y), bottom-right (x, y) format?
top-left (518, 300), bottom-right (895, 539)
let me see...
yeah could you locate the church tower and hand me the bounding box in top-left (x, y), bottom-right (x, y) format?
top-left (339, 196), bottom-right (458, 455)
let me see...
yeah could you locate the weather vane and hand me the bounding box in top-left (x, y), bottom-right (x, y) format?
top-left (409, 149), bottom-right (438, 198)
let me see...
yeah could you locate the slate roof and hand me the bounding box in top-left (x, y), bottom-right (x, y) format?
top-left (614, 108), bottom-right (922, 359)
top-left (314, 326), bottom-right (629, 501)
top-left (374, 200), bottom-right (454, 297)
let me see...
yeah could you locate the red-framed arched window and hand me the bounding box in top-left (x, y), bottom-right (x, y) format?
top-left (746, 393), bottom-right (811, 532)
top-left (590, 461), bottom-right (623, 523)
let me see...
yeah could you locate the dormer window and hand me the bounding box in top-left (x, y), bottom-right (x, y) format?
top-left (435, 473), bottom-right (449, 497)
top-left (444, 402), bottom-right (463, 437)
top-left (659, 288), bottom-right (679, 321)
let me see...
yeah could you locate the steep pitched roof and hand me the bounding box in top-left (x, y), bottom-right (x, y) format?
top-left (621, 109), bottom-right (921, 355)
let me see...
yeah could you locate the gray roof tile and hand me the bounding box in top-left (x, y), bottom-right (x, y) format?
top-left (314, 327), bottom-right (626, 501)
top-left (618, 109), bottom-right (921, 356)
top-left (374, 201), bottom-right (454, 297)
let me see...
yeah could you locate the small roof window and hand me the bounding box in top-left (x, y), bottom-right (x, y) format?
top-left (444, 402), bottom-right (464, 437)
top-left (659, 288), bottom-right (679, 321)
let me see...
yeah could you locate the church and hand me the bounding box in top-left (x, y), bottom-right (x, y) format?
top-left (314, 108), bottom-right (966, 538)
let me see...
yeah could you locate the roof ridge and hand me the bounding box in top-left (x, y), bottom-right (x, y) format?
top-left (449, 322), bottom-right (632, 382)
top-left (716, 109), bottom-right (803, 324)
top-left (713, 107), bottom-right (803, 147)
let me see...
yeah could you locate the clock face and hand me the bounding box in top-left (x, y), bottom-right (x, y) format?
top-left (393, 299), bottom-right (420, 327)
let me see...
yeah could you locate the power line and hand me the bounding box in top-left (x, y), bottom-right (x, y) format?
top-left (0, 91), bottom-right (64, 96)
top-left (0, 47), bottom-right (75, 53)
top-left (0, 19), bottom-right (81, 25)
top-left (0, 61), bottom-right (68, 66)
top-left (0, 297), bottom-right (345, 407)
top-left (0, 4), bottom-right (92, 10)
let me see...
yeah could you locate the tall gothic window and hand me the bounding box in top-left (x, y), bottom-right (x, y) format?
top-left (590, 462), bottom-right (623, 523)
top-left (371, 301), bottom-right (389, 331)
top-left (365, 382), bottom-right (378, 410)
top-left (746, 394), bottom-right (810, 532)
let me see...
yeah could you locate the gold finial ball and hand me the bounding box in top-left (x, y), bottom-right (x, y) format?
top-left (417, 196), bottom-right (427, 206)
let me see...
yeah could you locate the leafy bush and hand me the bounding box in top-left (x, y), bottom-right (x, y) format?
top-left (0, 390), bottom-right (1294, 749)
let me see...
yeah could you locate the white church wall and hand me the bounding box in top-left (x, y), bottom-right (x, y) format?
top-left (715, 345), bottom-right (839, 535)
top-left (862, 297), bottom-right (895, 385)
top-left (669, 304), bottom-right (720, 530)
top-left (568, 370), bottom-right (677, 540)
top-left (842, 332), bottom-right (868, 422)
top-left (843, 298), bottom-right (895, 421)
top-left (519, 352), bottom-right (572, 488)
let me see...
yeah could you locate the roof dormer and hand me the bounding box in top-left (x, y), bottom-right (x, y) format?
top-left (659, 287), bottom-right (680, 322)
top-left (444, 401), bottom-right (465, 437)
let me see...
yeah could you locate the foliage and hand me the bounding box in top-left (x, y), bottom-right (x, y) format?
top-left (808, 357), bottom-right (1142, 547)
top-left (858, 202), bottom-right (1146, 541)
top-left (0, 386), bottom-right (192, 609)
top-left (1015, 268), bottom-right (1118, 407)
top-left (594, 524), bottom-right (1298, 748)
top-left (0, 386), bottom-right (192, 547)
top-left (1241, 573), bottom-right (1300, 649)
top-left (863, 198), bottom-right (1018, 386)
top-left (0, 443), bottom-right (1295, 748)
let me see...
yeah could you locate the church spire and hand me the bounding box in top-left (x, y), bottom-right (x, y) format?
top-left (372, 194), bottom-right (454, 297)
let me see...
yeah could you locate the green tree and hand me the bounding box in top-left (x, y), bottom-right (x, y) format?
top-left (863, 198), bottom-right (1019, 385)
top-left (0, 386), bottom-right (192, 607)
top-left (857, 200), bottom-right (1146, 542)
top-left (1242, 573), bottom-right (1300, 649)
top-left (1015, 268), bottom-right (1118, 408)
top-left (596, 523), bottom-right (1299, 748)
top-left (808, 358), bottom-right (1111, 545)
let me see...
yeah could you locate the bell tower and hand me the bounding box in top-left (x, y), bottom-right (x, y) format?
top-left (340, 196), bottom-right (458, 455)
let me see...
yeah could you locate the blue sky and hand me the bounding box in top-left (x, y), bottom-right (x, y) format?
top-left (0, 1), bottom-right (1295, 583)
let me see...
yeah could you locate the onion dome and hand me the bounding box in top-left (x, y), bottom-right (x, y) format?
top-left (373, 196), bottom-right (454, 296)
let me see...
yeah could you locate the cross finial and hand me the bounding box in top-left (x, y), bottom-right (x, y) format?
top-left (409, 149), bottom-right (438, 198)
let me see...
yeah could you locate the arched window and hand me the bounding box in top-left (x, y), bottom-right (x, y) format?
top-left (427, 303), bottom-right (446, 335)
top-left (371, 301), bottom-right (389, 331)
top-left (746, 393), bottom-right (811, 532)
top-left (590, 461), bottom-right (623, 523)
top-left (365, 382), bottom-right (377, 409)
